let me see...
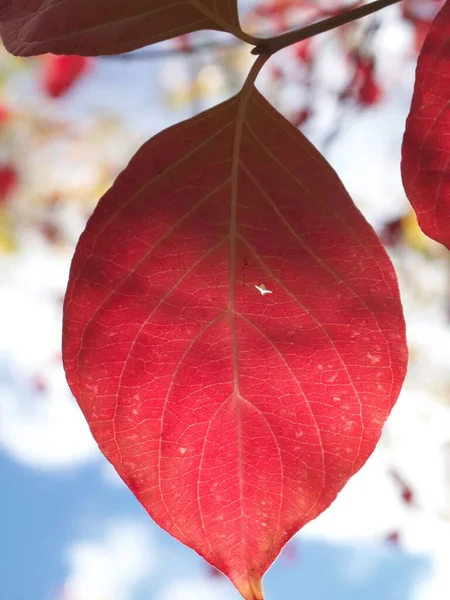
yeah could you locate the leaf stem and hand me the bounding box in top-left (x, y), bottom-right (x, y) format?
top-left (251, 0), bottom-right (402, 56)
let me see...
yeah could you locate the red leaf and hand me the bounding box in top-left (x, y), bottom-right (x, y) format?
top-left (401, 0), bottom-right (450, 248)
top-left (207, 565), bottom-right (225, 579)
top-left (379, 217), bottom-right (403, 247)
top-left (341, 54), bottom-right (382, 107)
top-left (31, 374), bottom-right (47, 394)
top-left (0, 0), bottom-right (248, 57)
top-left (290, 107), bottom-right (312, 128)
top-left (0, 164), bottom-right (17, 204)
top-left (269, 65), bottom-right (284, 82)
top-left (401, 0), bottom-right (444, 52)
top-left (0, 103), bottom-right (9, 125)
top-left (294, 40), bottom-right (313, 65)
top-left (42, 55), bottom-right (91, 99)
top-left (358, 78), bottom-right (381, 106)
top-left (63, 69), bottom-right (407, 599)
top-left (390, 469), bottom-right (415, 507)
top-left (281, 540), bottom-right (299, 563)
top-left (385, 531), bottom-right (401, 546)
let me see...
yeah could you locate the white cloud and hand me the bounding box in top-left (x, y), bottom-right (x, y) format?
top-left (300, 384), bottom-right (450, 544)
top-left (337, 541), bottom-right (402, 589)
top-left (299, 386), bottom-right (450, 598)
top-left (101, 460), bottom-right (126, 487)
top-left (0, 241), bottom-right (100, 469)
top-left (301, 449), bottom-right (404, 544)
top-left (0, 242), bottom-right (71, 373)
top-left (407, 517), bottom-right (450, 600)
top-left (0, 360), bottom-right (98, 469)
top-left (62, 520), bottom-right (156, 600)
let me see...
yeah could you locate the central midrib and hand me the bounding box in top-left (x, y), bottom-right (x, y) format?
top-left (227, 55), bottom-right (267, 578)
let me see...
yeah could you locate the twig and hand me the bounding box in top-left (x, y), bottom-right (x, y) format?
top-left (252, 0), bottom-right (402, 55)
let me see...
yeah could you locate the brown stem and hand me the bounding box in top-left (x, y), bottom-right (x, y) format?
top-left (251, 0), bottom-right (402, 56)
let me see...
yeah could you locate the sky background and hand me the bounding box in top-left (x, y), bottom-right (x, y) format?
top-left (1, 2), bottom-right (450, 599)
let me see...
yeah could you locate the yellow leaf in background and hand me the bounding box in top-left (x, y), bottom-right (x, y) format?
top-left (194, 64), bottom-right (226, 97)
top-left (165, 65), bottom-right (226, 109)
top-left (165, 85), bottom-right (198, 110)
top-left (0, 209), bottom-right (17, 254)
top-left (402, 211), bottom-right (443, 255)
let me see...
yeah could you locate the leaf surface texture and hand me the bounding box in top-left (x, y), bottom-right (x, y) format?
top-left (0, 0), bottom-right (244, 56)
top-left (63, 83), bottom-right (407, 599)
top-left (402, 0), bottom-right (450, 248)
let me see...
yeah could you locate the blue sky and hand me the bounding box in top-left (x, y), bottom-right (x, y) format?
top-left (0, 446), bottom-right (427, 600)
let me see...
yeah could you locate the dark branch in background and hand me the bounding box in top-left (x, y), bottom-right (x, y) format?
top-left (102, 39), bottom-right (244, 61)
top-left (252, 0), bottom-right (402, 55)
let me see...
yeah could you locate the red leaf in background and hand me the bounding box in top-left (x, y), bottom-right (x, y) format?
top-left (63, 69), bottom-right (407, 599)
top-left (207, 565), bottom-right (225, 579)
top-left (379, 217), bottom-right (403, 247)
top-left (294, 40), bottom-right (313, 65)
top-left (401, 0), bottom-right (444, 52)
top-left (401, 0), bottom-right (450, 249)
top-left (0, 103), bottom-right (9, 125)
top-left (358, 76), bottom-right (381, 106)
top-left (390, 470), bottom-right (415, 507)
top-left (401, 487), bottom-right (414, 505)
top-left (356, 57), bottom-right (382, 106)
top-left (290, 107), bottom-right (312, 128)
top-left (254, 0), bottom-right (290, 29)
top-left (281, 541), bottom-right (298, 563)
top-left (412, 19), bottom-right (432, 53)
top-left (385, 531), bottom-right (401, 546)
top-left (174, 34), bottom-right (192, 53)
top-left (270, 65), bottom-right (284, 82)
top-left (42, 55), bottom-right (91, 99)
top-left (341, 54), bottom-right (382, 106)
top-left (31, 374), bottom-right (47, 395)
top-left (0, 0), bottom-right (247, 56)
top-left (0, 164), bottom-right (17, 204)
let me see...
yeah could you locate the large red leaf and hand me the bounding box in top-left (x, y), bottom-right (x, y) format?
top-left (63, 61), bottom-right (407, 599)
top-left (402, 0), bottom-right (450, 248)
top-left (0, 0), bottom-right (252, 57)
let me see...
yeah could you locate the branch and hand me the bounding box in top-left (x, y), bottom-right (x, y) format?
top-left (102, 0), bottom-right (401, 61)
top-left (251, 0), bottom-right (402, 56)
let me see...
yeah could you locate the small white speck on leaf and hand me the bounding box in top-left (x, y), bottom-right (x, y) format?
top-left (179, 447), bottom-right (187, 455)
top-left (367, 353), bottom-right (381, 364)
top-left (255, 283), bottom-right (273, 296)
